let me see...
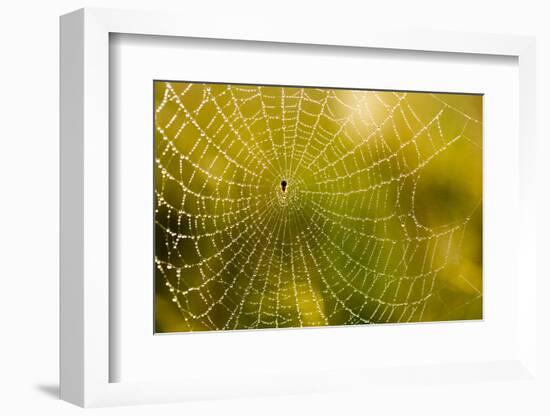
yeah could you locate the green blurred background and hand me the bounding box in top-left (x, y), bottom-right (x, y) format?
top-left (154, 81), bottom-right (482, 333)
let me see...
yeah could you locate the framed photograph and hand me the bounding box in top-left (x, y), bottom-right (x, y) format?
top-left (60, 8), bottom-right (539, 408)
top-left (152, 80), bottom-right (483, 333)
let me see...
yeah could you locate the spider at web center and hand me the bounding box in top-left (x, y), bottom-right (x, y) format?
top-left (273, 176), bottom-right (305, 209)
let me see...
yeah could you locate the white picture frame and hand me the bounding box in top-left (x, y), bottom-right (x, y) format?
top-left (60, 7), bottom-right (539, 408)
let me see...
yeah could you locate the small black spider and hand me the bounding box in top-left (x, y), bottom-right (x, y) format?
top-left (281, 180), bottom-right (287, 192)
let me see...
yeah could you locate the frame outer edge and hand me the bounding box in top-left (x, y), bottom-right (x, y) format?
top-left (82, 8), bottom-right (111, 407)
top-left (60, 8), bottom-right (85, 407)
top-left (517, 39), bottom-right (537, 376)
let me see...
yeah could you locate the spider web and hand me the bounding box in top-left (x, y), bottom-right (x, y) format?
top-left (154, 81), bottom-right (482, 332)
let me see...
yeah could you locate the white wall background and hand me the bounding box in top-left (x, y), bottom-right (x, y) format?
top-left (0, 1), bottom-right (548, 415)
